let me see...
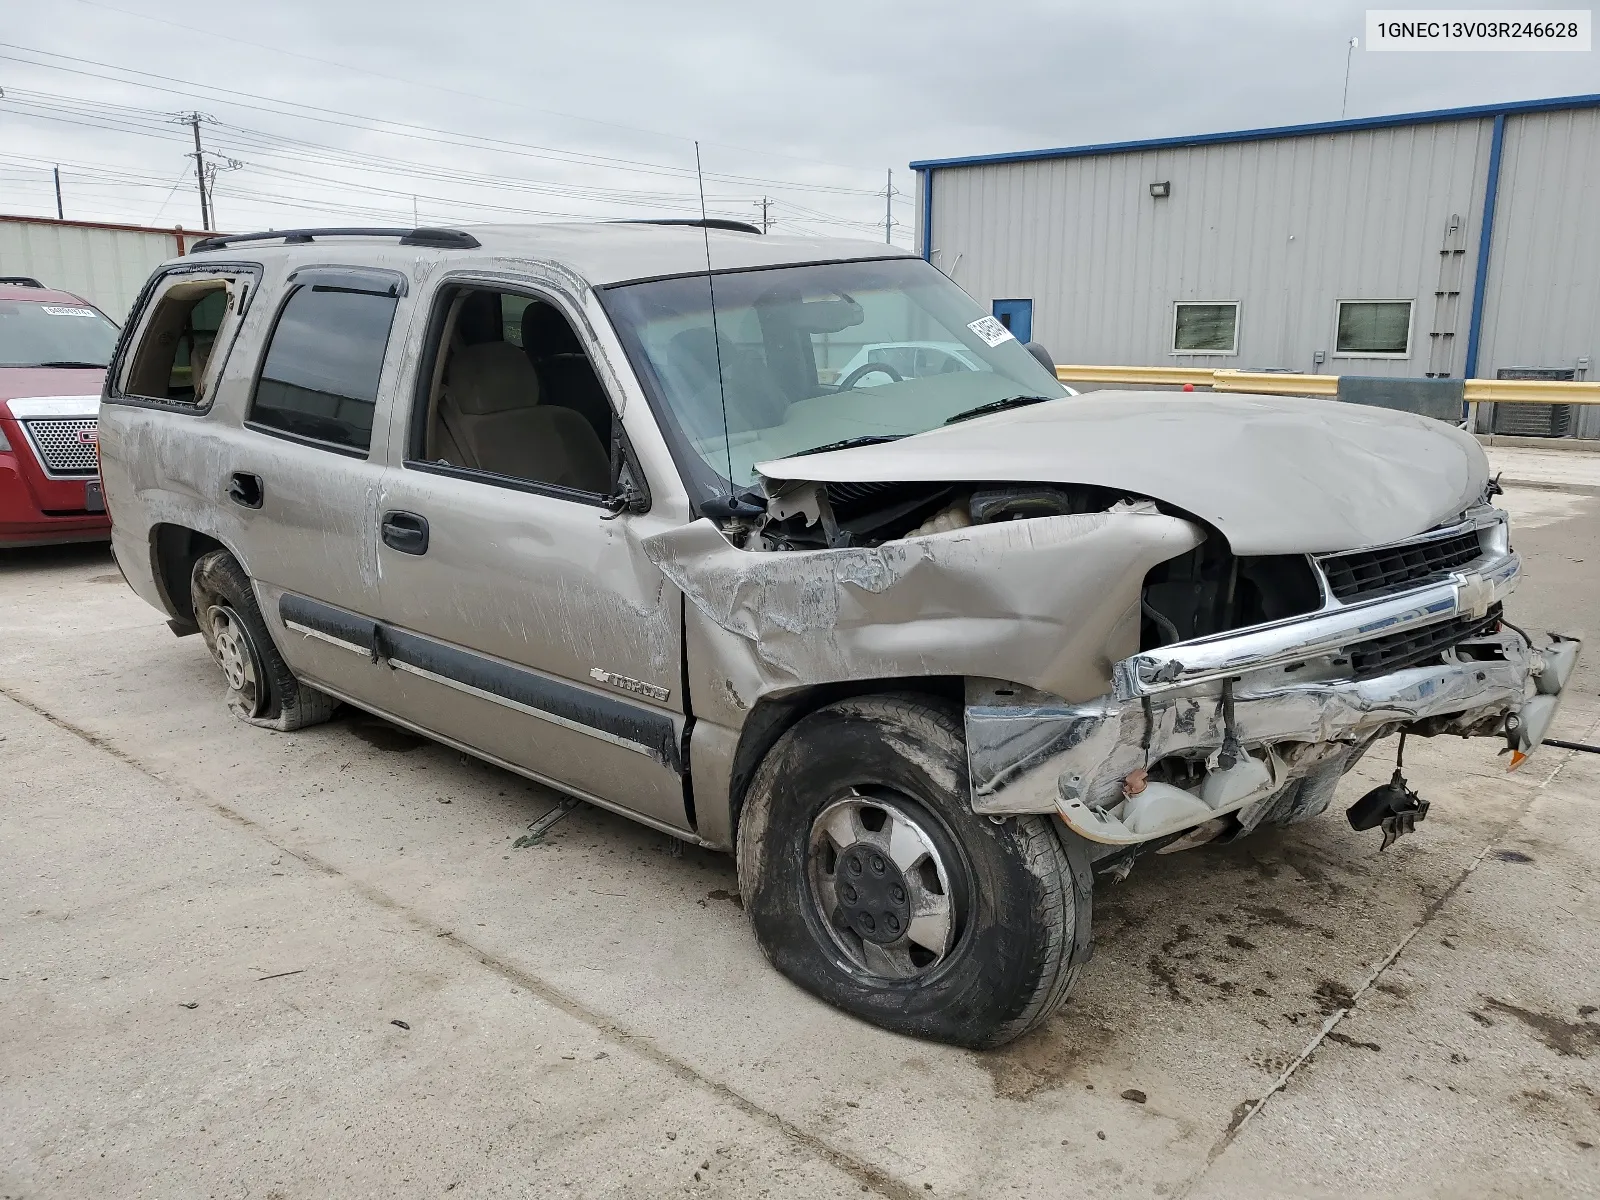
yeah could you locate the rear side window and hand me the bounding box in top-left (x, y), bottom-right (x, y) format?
top-left (248, 285), bottom-right (399, 453)
top-left (120, 272), bottom-right (253, 406)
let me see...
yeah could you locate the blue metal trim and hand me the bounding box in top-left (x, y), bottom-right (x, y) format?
top-left (908, 91), bottom-right (1600, 171)
top-left (1464, 113), bottom-right (1507, 381)
top-left (919, 167), bottom-right (933, 261)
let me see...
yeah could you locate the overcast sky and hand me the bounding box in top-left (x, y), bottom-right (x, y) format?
top-left (2, 0), bottom-right (1596, 242)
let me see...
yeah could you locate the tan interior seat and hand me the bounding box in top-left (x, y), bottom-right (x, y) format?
top-left (436, 341), bottom-right (611, 493)
top-left (189, 336), bottom-right (212, 402)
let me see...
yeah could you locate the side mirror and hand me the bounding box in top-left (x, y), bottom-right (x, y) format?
top-left (602, 460), bottom-right (651, 520)
top-left (1024, 341), bottom-right (1056, 374)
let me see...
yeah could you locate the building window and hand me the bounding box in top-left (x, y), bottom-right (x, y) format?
top-left (1172, 302), bottom-right (1239, 355)
top-left (249, 284), bottom-right (399, 453)
top-left (1335, 300), bottom-right (1412, 357)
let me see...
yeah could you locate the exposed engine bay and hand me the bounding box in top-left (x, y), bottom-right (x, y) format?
top-left (746, 478), bottom-right (1332, 647)
top-left (750, 478), bottom-right (1129, 551)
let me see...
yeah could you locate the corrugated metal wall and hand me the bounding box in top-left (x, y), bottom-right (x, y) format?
top-left (1477, 108), bottom-right (1600, 437)
top-left (0, 218), bottom-right (195, 321)
top-left (926, 122), bottom-right (1495, 377)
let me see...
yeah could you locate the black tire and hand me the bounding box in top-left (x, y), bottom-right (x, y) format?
top-left (190, 549), bottom-right (338, 731)
top-left (736, 693), bottom-right (1092, 1049)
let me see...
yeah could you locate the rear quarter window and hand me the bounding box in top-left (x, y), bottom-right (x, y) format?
top-left (115, 266), bottom-right (260, 408)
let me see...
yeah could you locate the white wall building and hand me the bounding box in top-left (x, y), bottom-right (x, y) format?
top-left (0, 215), bottom-right (211, 321)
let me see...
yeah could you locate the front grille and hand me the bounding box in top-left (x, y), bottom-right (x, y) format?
top-left (1318, 529), bottom-right (1484, 604)
top-left (21, 417), bottom-right (99, 476)
top-left (1345, 605), bottom-right (1501, 679)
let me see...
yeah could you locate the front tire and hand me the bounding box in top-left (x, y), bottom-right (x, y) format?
top-left (190, 549), bottom-right (338, 731)
top-left (736, 694), bottom-right (1092, 1048)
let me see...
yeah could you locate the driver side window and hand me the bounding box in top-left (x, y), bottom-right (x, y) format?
top-left (410, 286), bottom-right (615, 497)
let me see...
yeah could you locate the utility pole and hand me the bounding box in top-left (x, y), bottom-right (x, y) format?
top-left (203, 157), bottom-right (242, 231)
top-left (185, 112), bottom-right (211, 230)
top-left (884, 168), bottom-right (893, 244)
top-left (53, 165), bottom-right (63, 219)
top-left (759, 196), bottom-right (771, 233)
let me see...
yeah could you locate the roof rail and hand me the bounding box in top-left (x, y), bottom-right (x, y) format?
top-left (0, 275), bottom-right (46, 288)
top-left (620, 218), bottom-right (763, 236)
top-left (188, 226), bottom-right (481, 254)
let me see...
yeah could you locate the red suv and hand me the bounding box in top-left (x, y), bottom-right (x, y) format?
top-left (0, 279), bottom-right (120, 547)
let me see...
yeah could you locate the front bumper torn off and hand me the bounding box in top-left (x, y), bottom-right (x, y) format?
top-left (964, 551), bottom-right (1580, 846)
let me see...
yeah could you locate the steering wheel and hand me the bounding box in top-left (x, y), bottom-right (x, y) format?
top-left (838, 362), bottom-right (904, 390)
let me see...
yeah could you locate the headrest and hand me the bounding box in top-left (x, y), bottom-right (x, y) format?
top-left (522, 302), bottom-right (584, 359)
top-left (667, 326), bottom-right (720, 389)
top-left (446, 341), bottom-right (540, 415)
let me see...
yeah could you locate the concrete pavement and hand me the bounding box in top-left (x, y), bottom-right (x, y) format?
top-left (2, 485), bottom-right (1598, 1199)
top-left (1487, 444), bottom-right (1600, 495)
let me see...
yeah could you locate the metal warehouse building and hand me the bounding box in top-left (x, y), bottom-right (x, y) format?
top-left (1, 215), bottom-right (210, 321)
top-left (912, 93), bottom-right (1600, 437)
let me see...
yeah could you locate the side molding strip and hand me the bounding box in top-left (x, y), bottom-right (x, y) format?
top-left (277, 593), bottom-right (680, 770)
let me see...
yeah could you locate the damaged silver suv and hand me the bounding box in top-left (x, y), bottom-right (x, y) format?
top-left (99, 222), bottom-right (1579, 1048)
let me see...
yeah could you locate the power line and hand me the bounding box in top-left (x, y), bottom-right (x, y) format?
top-left (1, 93), bottom-right (895, 237)
top-left (0, 78), bottom-right (899, 237)
top-left (0, 43), bottom-right (888, 196)
top-left (65, 0), bottom-right (886, 176)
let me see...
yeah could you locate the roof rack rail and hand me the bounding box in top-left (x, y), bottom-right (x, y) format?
top-left (0, 275), bottom-right (46, 288)
top-left (619, 218), bottom-right (763, 236)
top-left (188, 226), bottom-right (481, 254)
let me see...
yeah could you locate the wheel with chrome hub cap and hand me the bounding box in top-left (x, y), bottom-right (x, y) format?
top-left (808, 790), bottom-right (969, 980)
top-left (737, 693), bottom-right (1093, 1049)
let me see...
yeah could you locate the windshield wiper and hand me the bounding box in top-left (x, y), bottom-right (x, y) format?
top-left (790, 434), bottom-right (906, 457)
top-left (34, 360), bottom-right (109, 369)
top-left (943, 395), bottom-right (1057, 426)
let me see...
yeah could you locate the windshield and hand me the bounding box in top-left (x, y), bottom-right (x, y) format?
top-left (601, 257), bottom-right (1066, 493)
top-left (0, 299), bottom-right (119, 368)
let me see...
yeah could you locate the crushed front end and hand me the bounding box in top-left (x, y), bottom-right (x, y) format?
top-left (965, 505), bottom-right (1581, 850)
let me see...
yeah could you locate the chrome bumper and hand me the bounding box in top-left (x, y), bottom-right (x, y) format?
top-left (1115, 548), bottom-right (1521, 698)
top-left (965, 544), bottom-right (1578, 845)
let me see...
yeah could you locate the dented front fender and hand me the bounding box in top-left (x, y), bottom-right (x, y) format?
top-left (643, 509), bottom-right (1205, 708)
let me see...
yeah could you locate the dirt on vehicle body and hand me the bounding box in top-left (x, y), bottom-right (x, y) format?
top-left (97, 222), bottom-right (1579, 1047)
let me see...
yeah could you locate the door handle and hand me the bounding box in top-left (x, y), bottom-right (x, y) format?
top-left (381, 510), bottom-right (429, 555)
top-left (227, 472), bottom-right (264, 509)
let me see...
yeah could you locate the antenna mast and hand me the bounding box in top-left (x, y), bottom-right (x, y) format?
top-left (695, 142), bottom-right (735, 488)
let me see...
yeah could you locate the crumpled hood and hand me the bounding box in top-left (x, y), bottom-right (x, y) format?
top-left (756, 391), bottom-right (1490, 555)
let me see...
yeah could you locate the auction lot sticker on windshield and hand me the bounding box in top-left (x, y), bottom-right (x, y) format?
top-left (41, 306), bottom-right (99, 317)
top-left (1366, 10), bottom-right (1591, 50)
top-left (968, 315), bottom-right (1016, 347)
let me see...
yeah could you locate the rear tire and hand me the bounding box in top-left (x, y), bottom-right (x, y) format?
top-left (190, 549), bottom-right (338, 731)
top-left (736, 693), bottom-right (1092, 1048)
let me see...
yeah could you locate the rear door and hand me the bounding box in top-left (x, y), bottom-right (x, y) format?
top-left (368, 276), bottom-right (691, 832)
top-left (226, 265), bottom-right (409, 708)
top-left (103, 259), bottom-right (406, 712)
